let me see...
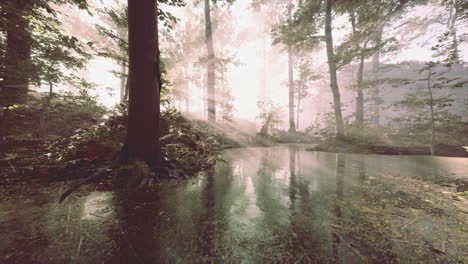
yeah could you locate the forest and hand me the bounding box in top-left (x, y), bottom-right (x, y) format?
top-left (0, 0), bottom-right (467, 263)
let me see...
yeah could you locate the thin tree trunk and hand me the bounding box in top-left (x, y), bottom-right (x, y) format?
top-left (287, 3), bottom-right (296, 133)
top-left (324, 0), bottom-right (345, 139)
top-left (355, 42), bottom-right (368, 127)
top-left (350, 11), bottom-right (367, 128)
top-left (183, 64), bottom-right (190, 113)
top-left (427, 69), bottom-right (435, 156)
top-left (205, 0), bottom-right (216, 122)
top-left (296, 96), bottom-right (301, 131)
top-left (370, 24), bottom-right (384, 126)
top-left (448, 1), bottom-right (459, 62)
top-left (125, 0), bottom-right (163, 165)
top-left (123, 70), bottom-right (130, 103)
top-left (39, 80), bottom-right (54, 132)
top-left (120, 59), bottom-right (127, 103)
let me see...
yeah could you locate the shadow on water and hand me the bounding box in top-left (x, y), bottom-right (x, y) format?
top-left (0, 144), bottom-right (467, 263)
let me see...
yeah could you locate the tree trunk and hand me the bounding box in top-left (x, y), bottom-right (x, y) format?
top-left (287, 4), bottom-right (296, 133)
top-left (39, 80), bottom-right (54, 132)
top-left (371, 23), bottom-right (384, 126)
top-left (296, 96), bottom-right (301, 131)
top-left (3, 0), bottom-right (33, 105)
top-left (324, 0), bottom-right (345, 139)
top-left (448, 1), bottom-right (459, 62)
top-left (123, 71), bottom-right (130, 103)
top-left (0, 104), bottom-right (7, 142)
top-left (350, 11), bottom-right (365, 127)
top-left (204, 0), bottom-right (216, 122)
top-left (120, 59), bottom-right (127, 103)
top-left (427, 69), bottom-right (435, 156)
top-left (355, 43), bottom-right (367, 127)
top-left (154, 0), bottom-right (162, 97)
top-left (259, 113), bottom-right (272, 136)
top-left (125, 0), bottom-right (163, 165)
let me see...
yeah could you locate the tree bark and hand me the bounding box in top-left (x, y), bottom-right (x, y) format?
top-left (355, 42), bottom-right (367, 127)
top-left (371, 23), bottom-right (384, 126)
top-left (447, 1), bottom-right (459, 62)
top-left (205, 0), bottom-right (216, 122)
top-left (296, 95), bottom-right (301, 131)
top-left (324, 0), bottom-right (345, 138)
top-left (427, 69), bottom-right (435, 156)
top-left (125, 0), bottom-right (163, 165)
top-left (287, 4), bottom-right (296, 133)
top-left (120, 59), bottom-right (127, 103)
top-left (3, 0), bottom-right (33, 105)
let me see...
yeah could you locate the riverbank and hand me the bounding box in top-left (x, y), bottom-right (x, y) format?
top-left (306, 139), bottom-right (468, 158)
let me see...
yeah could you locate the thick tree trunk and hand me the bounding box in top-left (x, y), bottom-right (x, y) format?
top-left (287, 5), bottom-right (296, 133)
top-left (3, 0), bottom-right (33, 105)
top-left (154, 0), bottom-right (162, 97)
top-left (125, 0), bottom-right (163, 165)
top-left (324, 0), bottom-right (345, 139)
top-left (204, 0), bottom-right (216, 122)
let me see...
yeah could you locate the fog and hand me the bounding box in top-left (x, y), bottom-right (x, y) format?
top-left (45, 0), bottom-right (467, 132)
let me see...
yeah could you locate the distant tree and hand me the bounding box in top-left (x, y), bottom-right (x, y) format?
top-left (394, 33), bottom-right (467, 155)
top-left (30, 24), bottom-right (92, 131)
top-left (0, 0), bottom-right (88, 106)
top-left (257, 100), bottom-right (282, 136)
top-left (204, 0), bottom-right (216, 121)
top-left (95, 4), bottom-right (129, 103)
top-left (95, 0), bottom-right (183, 104)
top-left (293, 55), bottom-right (321, 131)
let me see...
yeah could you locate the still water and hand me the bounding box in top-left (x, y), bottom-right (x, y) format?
top-left (1, 145), bottom-right (467, 263)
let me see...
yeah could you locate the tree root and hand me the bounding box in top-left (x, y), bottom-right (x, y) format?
top-left (59, 146), bottom-right (189, 203)
top-left (59, 147), bottom-right (128, 203)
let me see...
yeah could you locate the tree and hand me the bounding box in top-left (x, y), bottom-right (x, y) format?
top-left (31, 25), bottom-right (91, 131)
top-left (0, 0), bottom-right (89, 106)
top-left (95, 4), bottom-right (129, 103)
top-left (257, 100), bottom-right (282, 136)
top-left (125, 0), bottom-right (163, 164)
top-left (293, 54), bottom-right (321, 131)
top-left (60, 0), bottom-right (165, 202)
top-left (205, 0), bottom-right (216, 122)
top-left (324, 0), bottom-right (345, 138)
top-left (287, 1), bottom-right (297, 133)
top-left (394, 32), bottom-right (467, 155)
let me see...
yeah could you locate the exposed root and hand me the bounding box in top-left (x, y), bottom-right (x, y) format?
top-left (59, 147), bottom-right (169, 203)
top-left (59, 147), bottom-right (128, 203)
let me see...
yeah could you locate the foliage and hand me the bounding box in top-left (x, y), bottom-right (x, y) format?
top-left (46, 105), bottom-right (224, 175)
top-left (0, 0), bottom-right (91, 104)
top-left (29, 18), bottom-right (91, 91)
top-left (256, 100), bottom-right (283, 134)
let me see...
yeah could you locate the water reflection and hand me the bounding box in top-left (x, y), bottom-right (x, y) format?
top-left (0, 145), bottom-right (466, 263)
